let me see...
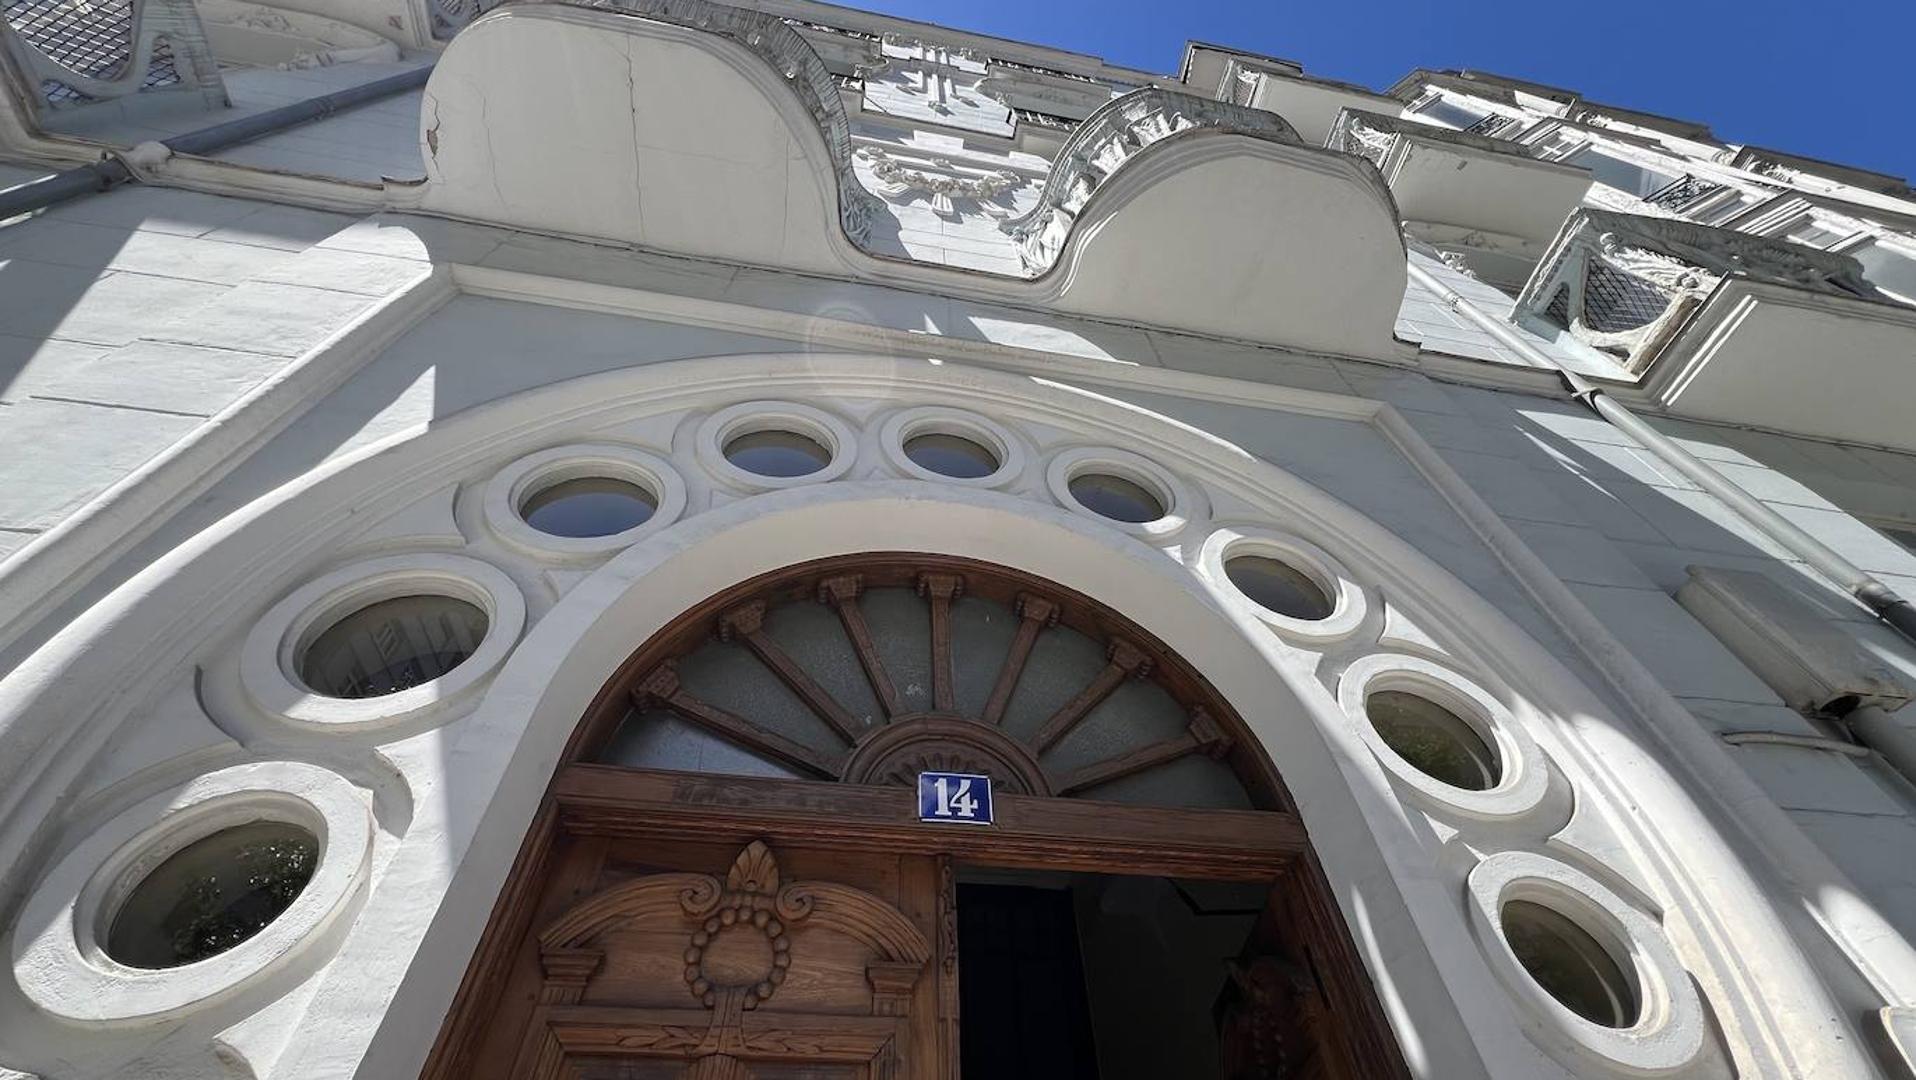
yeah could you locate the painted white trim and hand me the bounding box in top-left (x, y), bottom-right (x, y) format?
top-left (11, 761), bottom-right (372, 1023)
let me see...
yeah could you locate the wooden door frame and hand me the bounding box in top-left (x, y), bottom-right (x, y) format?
top-left (421, 554), bottom-right (1411, 1079)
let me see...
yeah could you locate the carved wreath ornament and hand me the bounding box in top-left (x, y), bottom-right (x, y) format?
top-left (680, 841), bottom-right (803, 1009)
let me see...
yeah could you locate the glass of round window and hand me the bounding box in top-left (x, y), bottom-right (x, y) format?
top-left (106, 821), bottom-right (318, 968)
top-left (1068, 472), bottom-right (1164, 523)
top-left (520, 476), bottom-right (657, 538)
top-left (723, 429), bottom-right (833, 478)
top-left (1502, 899), bottom-right (1638, 1027)
top-left (1225, 554), bottom-right (1333, 620)
top-left (299, 595), bottom-right (489, 698)
top-left (903, 432), bottom-right (999, 479)
top-left (1365, 689), bottom-right (1499, 790)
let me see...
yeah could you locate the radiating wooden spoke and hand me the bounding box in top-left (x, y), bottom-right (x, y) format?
top-left (1056, 706), bottom-right (1232, 796)
top-left (918, 572), bottom-right (963, 713)
top-left (635, 663), bottom-right (843, 779)
top-left (981, 593), bottom-right (1058, 726)
top-left (1031, 638), bottom-right (1150, 754)
top-left (818, 574), bottom-right (902, 718)
top-left (719, 600), bottom-right (865, 744)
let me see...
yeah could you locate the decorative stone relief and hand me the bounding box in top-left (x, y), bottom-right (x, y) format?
top-left (1000, 87), bottom-right (1302, 274)
top-left (856, 146), bottom-right (1025, 217)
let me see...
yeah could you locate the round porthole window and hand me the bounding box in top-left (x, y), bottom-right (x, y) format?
top-left (105, 821), bottom-right (319, 969)
top-left (724, 429), bottom-right (833, 478)
top-left (298, 595), bottom-right (490, 699)
top-left (1365, 689), bottom-right (1500, 791)
top-left (1068, 472), bottom-right (1165, 524)
top-left (1224, 555), bottom-right (1333, 621)
top-left (903, 432), bottom-right (999, 479)
top-left (520, 476), bottom-right (657, 538)
top-left (1502, 899), bottom-right (1639, 1028)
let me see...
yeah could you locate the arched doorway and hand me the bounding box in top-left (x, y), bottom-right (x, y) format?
top-left (423, 554), bottom-right (1409, 1079)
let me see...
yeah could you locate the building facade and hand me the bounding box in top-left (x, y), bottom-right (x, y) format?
top-left (4, 1), bottom-right (1916, 1077)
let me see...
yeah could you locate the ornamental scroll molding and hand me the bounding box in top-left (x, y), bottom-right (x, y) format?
top-left (1514, 207), bottom-right (1880, 371)
top-left (998, 87), bottom-right (1303, 275)
top-left (526, 841), bottom-right (930, 1077)
top-left (855, 146), bottom-right (1025, 217)
top-left (547, 0), bottom-right (886, 246)
top-left (1326, 108), bottom-right (1539, 172)
top-left (537, 841), bottom-right (930, 1010)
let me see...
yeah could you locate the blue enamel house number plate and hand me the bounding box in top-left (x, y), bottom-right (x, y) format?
top-left (917, 771), bottom-right (993, 826)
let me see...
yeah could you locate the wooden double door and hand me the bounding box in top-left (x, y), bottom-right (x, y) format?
top-left (423, 556), bottom-right (1409, 1079)
top-left (425, 769), bottom-right (1403, 1080)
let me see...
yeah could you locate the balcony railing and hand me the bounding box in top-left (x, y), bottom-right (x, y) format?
top-left (1516, 208), bottom-right (1877, 369)
top-left (1000, 86), bottom-right (1299, 275)
top-left (1, 0), bottom-right (223, 111)
top-left (1643, 173), bottom-right (1727, 214)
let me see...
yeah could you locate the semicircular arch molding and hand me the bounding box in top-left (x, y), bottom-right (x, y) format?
top-left (0, 351), bottom-right (1829, 1079)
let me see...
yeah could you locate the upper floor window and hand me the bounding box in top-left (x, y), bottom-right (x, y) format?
top-left (1847, 237), bottom-right (1916, 304)
top-left (1781, 214), bottom-right (1854, 248)
top-left (1412, 92), bottom-right (1488, 130)
top-left (1563, 145), bottom-right (1681, 198)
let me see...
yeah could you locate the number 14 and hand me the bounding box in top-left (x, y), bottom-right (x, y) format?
top-left (932, 776), bottom-right (979, 819)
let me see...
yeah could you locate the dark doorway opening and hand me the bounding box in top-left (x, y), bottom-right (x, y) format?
top-left (957, 871), bottom-right (1267, 1080)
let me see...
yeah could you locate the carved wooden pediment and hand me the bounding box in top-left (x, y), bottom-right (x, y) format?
top-left (517, 841), bottom-right (932, 1078)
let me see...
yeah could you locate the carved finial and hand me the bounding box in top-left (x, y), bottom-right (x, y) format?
top-left (726, 841), bottom-right (781, 895)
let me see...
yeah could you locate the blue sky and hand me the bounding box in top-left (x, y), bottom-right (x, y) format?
top-left (861, 0), bottom-right (1916, 182)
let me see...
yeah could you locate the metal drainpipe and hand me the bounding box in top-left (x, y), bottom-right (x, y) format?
top-left (0, 65), bottom-right (431, 221)
top-left (1409, 259), bottom-right (1916, 807)
top-left (1406, 261), bottom-right (1916, 650)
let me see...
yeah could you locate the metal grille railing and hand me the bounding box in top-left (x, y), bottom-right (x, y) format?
top-left (1464, 113), bottom-right (1516, 138)
top-left (1644, 173), bottom-right (1725, 214)
top-left (5, 0), bottom-right (134, 81)
top-left (140, 33), bottom-right (177, 87)
top-left (1581, 262), bottom-right (1672, 332)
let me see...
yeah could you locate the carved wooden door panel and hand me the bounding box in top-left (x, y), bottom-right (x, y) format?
top-left (487, 839), bottom-right (947, 1080)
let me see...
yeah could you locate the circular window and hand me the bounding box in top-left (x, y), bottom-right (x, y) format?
top-left (1068, 472), bottom-right (1164, 523)
top-left (903, 432), bottom-right (999, 479)
top-left (299, 595), bottom-right (490, 699)
top-left (1502, 899), bottom-right (1638, 1028)
top-left (1225, 555), bottom-right (1333, 621)
top-left (1365, 689), bottom-right (1499, 791)
top-left (724, 429), bottom-right (833, 478)
top-left (521, 476), bottom-right (657, 538)
top-left (105, 821), bottom-right (318, 969)
top-left (485, 444), bottom-right (687, 558)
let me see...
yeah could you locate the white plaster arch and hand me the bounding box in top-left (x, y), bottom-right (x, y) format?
top-left (0, 352), bottom-right (1867, 1078)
